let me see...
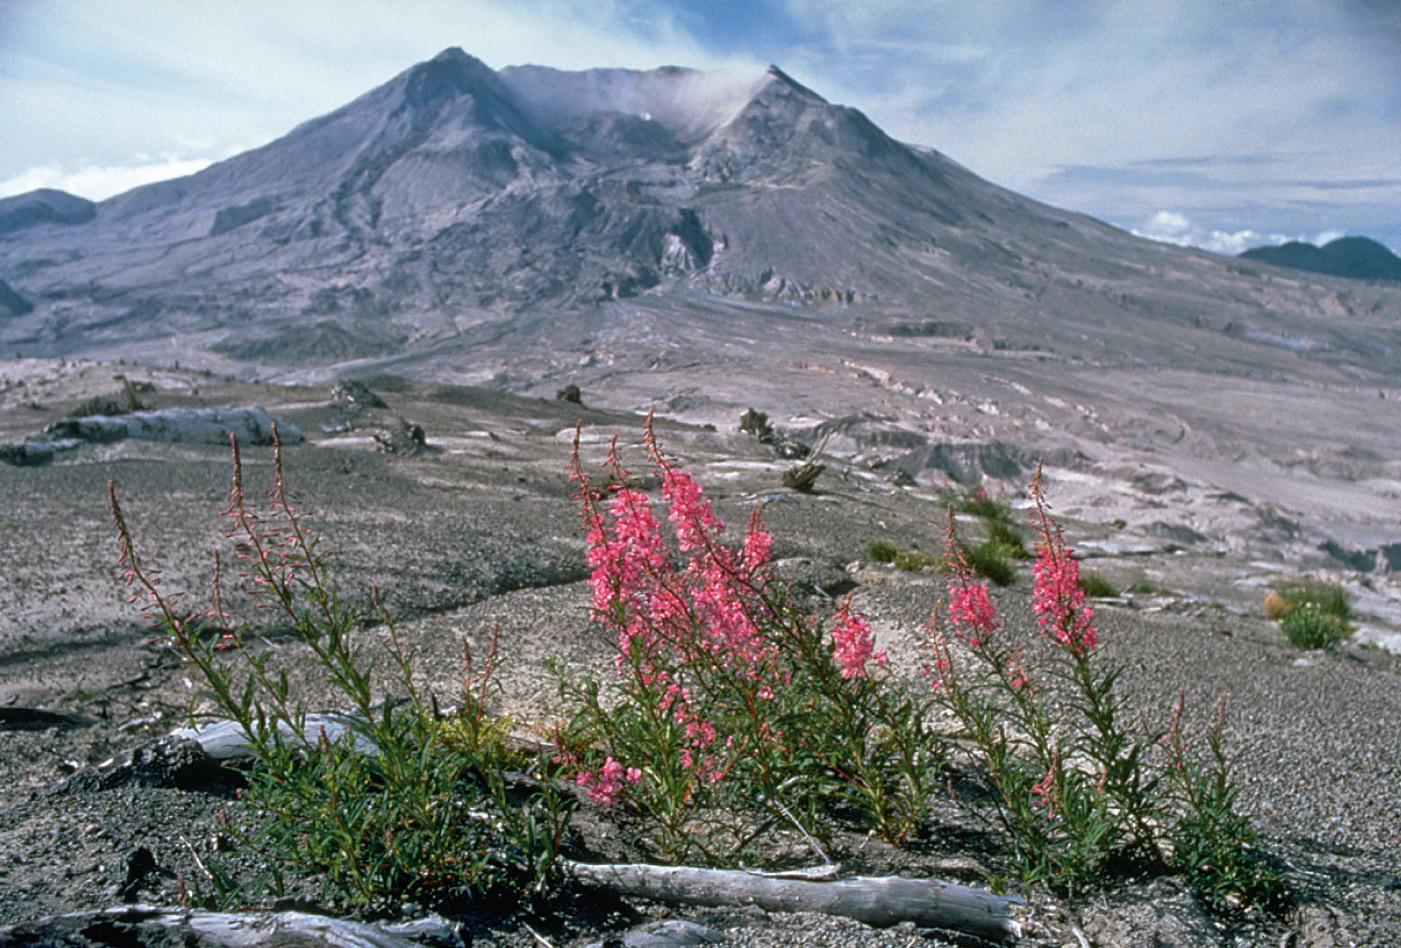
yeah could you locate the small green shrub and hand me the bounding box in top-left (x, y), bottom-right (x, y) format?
top-left (1280, 603), bottom-right (1350, 650)
top-left (1274, 580), bottom-right (1350, 621)
top-left (1077, 571), bottom-right (1119, 598)
top-left (867, 540), bottom-right (938, 572)
top-left (866, 540), bottom-right (901, 563)
top-left (985, 519), bottom-right (1031, 560)
top-left (109, 432), bottom-right (568, 910)
top-left (963, 539), bottom-right (1018, 586)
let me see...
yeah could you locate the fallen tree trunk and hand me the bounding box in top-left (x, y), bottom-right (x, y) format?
top-left (0, 906), bottom-right (463, 948)
top-left (560, 860), bottom-right (1023, 943)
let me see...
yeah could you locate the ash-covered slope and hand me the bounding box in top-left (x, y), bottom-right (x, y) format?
top-left (1, 47), bottom-right (1399, 381)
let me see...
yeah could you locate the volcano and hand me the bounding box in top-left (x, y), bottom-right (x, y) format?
top-left (1, 45), bottom-right (1397, 387)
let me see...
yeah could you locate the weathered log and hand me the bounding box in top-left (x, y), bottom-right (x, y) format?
top-left (0, 906), bottom-right (464, 948)
top-left (170, 714), bottom-right (376, 759)
top-left (560, 860), bottom-right (1023, 943)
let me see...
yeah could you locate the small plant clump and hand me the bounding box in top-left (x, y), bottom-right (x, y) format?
top-left (1268, 580), bottom-right (1351, 650)
top-left (1077, 570), bottom-right (1120, 599)
top-left (109, 430), bottom-right (570, 911)
top-left (926, 465), bottom-right (1283, 903)
top-left (1280, 604), bottom-right (1350, 650)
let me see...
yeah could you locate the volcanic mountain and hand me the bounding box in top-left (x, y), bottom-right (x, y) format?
top-left (3, 46), bottom-right (1398, 380)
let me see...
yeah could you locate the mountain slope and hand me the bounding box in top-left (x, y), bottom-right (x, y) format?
top-left (0, 46), bottom-right (1398, 385)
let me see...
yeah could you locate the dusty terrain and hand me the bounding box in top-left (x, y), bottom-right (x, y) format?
top-left (1, 360), bottom-right (1399, 947)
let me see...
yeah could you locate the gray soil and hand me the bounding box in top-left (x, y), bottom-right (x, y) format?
top-left (1, 362), bottom-right (1398, 948)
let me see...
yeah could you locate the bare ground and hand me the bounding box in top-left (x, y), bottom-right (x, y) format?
top-left (1, 361), bottom-right (1398, 947)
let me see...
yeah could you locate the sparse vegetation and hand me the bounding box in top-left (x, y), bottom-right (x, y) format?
top-left (1268, 579), bottom-right (1351, 649)
top-left (109, 430), bottom-right (569, 911)
top-left (108, 423), bottom-right (1282, 917)
top-left (1077, 570), bottom-right (1119, 598)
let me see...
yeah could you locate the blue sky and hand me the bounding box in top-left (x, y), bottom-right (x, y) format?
top-left (2, 0), bottom-right (1398, 254)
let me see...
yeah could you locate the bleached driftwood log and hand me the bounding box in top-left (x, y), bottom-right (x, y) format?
top-left (560, 860), bottom-right (1023, 943)
top-left (0, 906), bottom-right (464, 948)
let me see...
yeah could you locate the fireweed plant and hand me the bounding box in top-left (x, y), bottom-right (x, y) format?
top-left (557, 419), bottom-right (945, 862)
top-left (108, 429), bottom-right (570, 911)
top-left (928, 464), bottom-right (1281, 903)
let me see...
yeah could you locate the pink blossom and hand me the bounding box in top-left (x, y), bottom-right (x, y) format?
top-left (831, 600), bottom-right (885, 679)
top-left (1032, 547), bottom-right (1097, 653)
top-left (947, 581), bottom-right (998, 647)
top-left (577, 756), bottom-right (631, 806)
top-left (1030, 750), bottom-right (1059, 818)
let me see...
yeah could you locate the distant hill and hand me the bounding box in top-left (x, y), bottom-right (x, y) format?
top-left (1239, 236), bottom-right (1401, 282)
top-left (0, 188), bottom-right (96, 236)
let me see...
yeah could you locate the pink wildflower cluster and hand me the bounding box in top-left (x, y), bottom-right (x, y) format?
top-left (831, 597), bottom-right (886, 679)
top-left (947, 581), bottom-right (998, 647)
top-left (1029, 469), bottom-right (1097, 654)
top-left (575, 756), bottom-right (641, 806)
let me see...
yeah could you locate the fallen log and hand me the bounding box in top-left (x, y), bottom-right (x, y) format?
top-left (560, 860), bottom-right (1023, 943)
top-left (0, 905), bottom-right (464, 948)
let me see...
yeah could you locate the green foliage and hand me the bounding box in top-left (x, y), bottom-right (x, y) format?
top-left (1271, 579), bottom-right (1351, 649)
top-left (866, 539), bottom-right (900, 563)
top-left (1077, 571), bottom-right (1120, 598)
top-left (985, 518), bottom-right (1031, 560)
top-left (1280, 603), bottom-right (1351, 650)
top-left (867, 540), bottom-right (939, 572)
top-left (931, 483), bottom-right (1283, 909)
top-left (962, 539), bottom-right (1018, 586)
top-left (1165, 700), bottom-right (1287, 910)
top-left (562, 431), bottom-right (947, 863)
top-left (109, 433), bottom-right (568, 911)
top-left (1274, 580), bottom-right (1350, 621)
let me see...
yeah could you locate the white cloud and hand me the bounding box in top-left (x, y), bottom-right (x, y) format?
top-left (1130, 211), bottom-right (1358, 256)
top-left (0, 156), bottom-right (220, 202)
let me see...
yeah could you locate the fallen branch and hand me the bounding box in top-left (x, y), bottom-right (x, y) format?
top-left (0, 906), bottom-right (463, 948)
top-left (560, 860), bottom-right (1023, 943)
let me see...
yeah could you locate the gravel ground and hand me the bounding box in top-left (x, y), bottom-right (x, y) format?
top-left (1, 364), bottom-right (1396, 947)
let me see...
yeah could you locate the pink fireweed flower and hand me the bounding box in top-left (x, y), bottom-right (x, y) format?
top-left (1028, 463), bottom-right (1097, 653)
top-left (947, 580), bottom-right (998, 647)
top-left (1031, 546), bottom-right (1097, 653)
top-left (577, 756), bottom-right (632, 806)
top-left (831, 598), bottom-right (885, 679)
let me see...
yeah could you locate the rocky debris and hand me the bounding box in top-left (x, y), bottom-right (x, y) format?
top-left (781, 457), bottom-right (825, 492)
top-left (891, 440), bottom-right (1024, 485)
top-left (373, 418), bottom-right (428, 455)
top-left (58, 737), bottom-right (242, 794)
top-left (333, 379), bottom-right (390, 411)
top-left (739, 408), bottom-right (808, 459)
top-left (584, 919), bottom-right (724, 948)
top-left (557, 384), bottom-right (583, 404)
top-left (42, 406), bottom-right (301, 447)
top-left (0, 278), bottom-right (32, 318)
top-left (1078, 879), bottom-right (1217, 948)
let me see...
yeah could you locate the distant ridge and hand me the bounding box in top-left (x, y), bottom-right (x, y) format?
top-left (1239, 236), bottom-right (1401, 282)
